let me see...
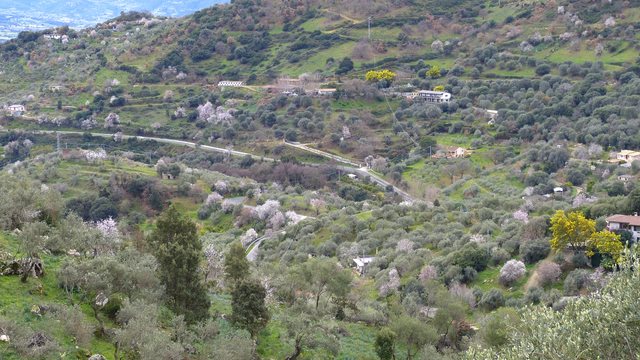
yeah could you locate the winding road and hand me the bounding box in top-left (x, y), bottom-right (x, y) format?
top-left (10, 130), bottom-right (276, 161)
top-left (3, 129), bottom-right (415, 258)
top-left (8, 130), bottom-right (412, 201)
top-left (284, 141), bottom-right (414, 202)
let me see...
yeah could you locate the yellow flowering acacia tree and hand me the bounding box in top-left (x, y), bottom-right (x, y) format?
top-left (365, 69), bottom-right (396, 82)
top-left (587, 230), bottom-right (624, 264)
top-left (549, 210), bottom-right (595, 251)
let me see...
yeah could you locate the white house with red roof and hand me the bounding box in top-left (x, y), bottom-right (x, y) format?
top-left (606, 214), bottom-right (640, 242)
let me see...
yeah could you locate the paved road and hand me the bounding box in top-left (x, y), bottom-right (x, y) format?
top-left (12, 130), bottom-right (276, 161)
top-left (245, 234), bottom-right (271, 261)
top-left (283, 140), bottom-right (362, 167)
top-left (7, 129), bottom-right (414, 201)
top-left (283, 141), bottom-right (414, 201)
top-left (347, 166), bottom-right (414, 202)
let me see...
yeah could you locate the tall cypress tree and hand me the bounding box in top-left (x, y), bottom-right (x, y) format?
top-left (224, 241), bottom-right (250, 287)
top-left (149, 206), bottom-right (210, 323)
top-left (230, 279), bottom-right (269, 338)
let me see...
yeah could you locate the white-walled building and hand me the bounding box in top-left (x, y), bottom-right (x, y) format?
top-left (353, 256), bottom-right (375, 275)
top-left (606, 214), bottom-right (640, 242)
top-left (415, 90), bottom-right (451, 103)
top-left (217, 81), bottom-right (244, 88)
top-left (6, 104), bottom-right (25, 115)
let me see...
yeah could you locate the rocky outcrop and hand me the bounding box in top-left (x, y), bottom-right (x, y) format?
top-left (0, 256), bottom-right (44, 278)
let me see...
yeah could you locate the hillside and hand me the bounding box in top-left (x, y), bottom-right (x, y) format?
top-left (1, 0), bottom-right (640, 359)
top-left (0, 0), bottom-right (226, 41)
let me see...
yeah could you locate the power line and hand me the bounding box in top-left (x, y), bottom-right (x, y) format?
top-left (368, 24), bottom-right (420, 148)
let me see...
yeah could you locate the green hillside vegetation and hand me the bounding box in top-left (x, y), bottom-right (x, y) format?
top-left (1, 0), bottom-right (640, 358)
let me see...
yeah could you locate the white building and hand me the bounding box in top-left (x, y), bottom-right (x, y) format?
top-left (606, 214), bottom-right (640, 242)
top-left (353, 256), bottom-right (375, 275)
top-left (616, 150), bottom-right (640, 163)
top-left (217, 81), bottom-right (244, 88)
top-left (317, 88), bottom-right (337, 96)
top-left (415, 90), bottom-right (451, 103)
top-left (6, 104), bottom-right (25, 115)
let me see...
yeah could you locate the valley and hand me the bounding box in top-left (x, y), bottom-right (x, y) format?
top-left (0, 0), bottom-right (640, 359)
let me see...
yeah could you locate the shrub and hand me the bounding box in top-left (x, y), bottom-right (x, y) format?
top-left (536, 262), bottom-right (561, 286)
top-left (570, 252), bottom-right (590, 268)
top-left (524, 287), bottom-right (544, 305)
top-left (453, 244), bottom-right (490, 271)
top-left (499, 260), bottom-right (526, 286)
top-left (478, 308), bottom-right (519, 347)
top-left (479, 289), bottom-right (505, 310)
top-left (490, 247), bottom-right (510, 266)
top-left (520, 240), bottom-right (550, 264)
top-left (101, 292), bottom-right (126, 319)
top-left (563, 269), bottom-right (592, 295)
top-left (535, 64), bottom-right (551, 76)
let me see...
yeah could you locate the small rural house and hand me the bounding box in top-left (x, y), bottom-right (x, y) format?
top-left (6, 104), bottom-right (25, 116)
top-left (316, 88), bottom-right (337, 96)
top-left (606, 214), bottom-right (640, 242)
top-left (618, 174), bottom-right (635, 182)
top-left (217, 81), bottom-right (244, 88)
top-left (353, 256), bottom-right (375, 275)
top-left (432, 146), bottom-right (469, 159)
top-left (415, 90), bottom-right (452, 103)
top-left (616, 150), bottom-right (640, 163)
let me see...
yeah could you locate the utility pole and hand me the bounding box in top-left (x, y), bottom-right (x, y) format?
top-left (368, 16), bottom-right (372, 41)
top-left (56, 132), bottom-right (61, 153)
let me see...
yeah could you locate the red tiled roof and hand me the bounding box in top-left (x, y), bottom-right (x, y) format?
top-left (606, 214), bottom-right (640, 226)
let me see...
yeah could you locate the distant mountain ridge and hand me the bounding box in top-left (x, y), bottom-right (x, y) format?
top-left (0, 0), bottom-right (227, 41)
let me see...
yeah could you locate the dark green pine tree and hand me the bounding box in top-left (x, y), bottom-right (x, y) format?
top-left (224, 241), bottom-right (250, 287)
top-left (149, 206), bottom-right (210, 323)
top-left (230, 279), bottom-right (270, 338)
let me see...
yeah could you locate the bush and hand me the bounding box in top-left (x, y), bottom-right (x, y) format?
top-left (453, 244), bottom-right (490, 271)
top-left (535, 64), bottom-right (551, 76)
top-left (101, 292), bottom-right (126, 319)
top-left (479, 289), bottom-right (505, 310)
top-left (563, 269), bottom-right (591, 295)
top-left (570, 252), bottom-right (590, 268)
top-left (499, 260), bottom-right (526, 286)
top-left (520, 240), bottom-right (550, 264)
top-left (524, 287), bottom-right (544, 305)
top-left (478, 308), bottom-right (519, 347)
top-left (490, 247), bottom-right (510, 266)
top-left (536, 262), bottom-right (561, 286)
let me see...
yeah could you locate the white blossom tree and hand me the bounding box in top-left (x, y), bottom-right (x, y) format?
top-left (449, 281), bottom-right (476, 308)
top-left (240, 228), bottom-right (258, 248)
top-left (205, 192), bottom-right (223, 206)
top-left (419, 265), bottom-right (438, 282)
top-left (104, 113), bottom-right (120, 129)
top-left (254, 200), bottom-right (281, 221)
top-left (204, 244), bottom-right (224, 286)
top-left (285, 211), bottom-right (305, 225)
top-left (268, 211), bottom-right (286, 230)
top-left (513, 210), bottom-right (529, 223)
top-left (396, 239), bottom-right (414, 253)
top-left (380, 268), bottom-right (401, 296)
top-left (499, 260), bottom-right (526, 286)
top-left (310, 198), bottom-right (325, 215)
top-left (431, 39), bottom-right (444, 53)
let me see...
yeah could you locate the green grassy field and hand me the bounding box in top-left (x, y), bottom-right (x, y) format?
top-left (0, 233), bottom-right (116, 359)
